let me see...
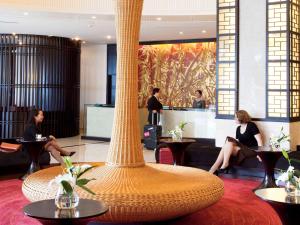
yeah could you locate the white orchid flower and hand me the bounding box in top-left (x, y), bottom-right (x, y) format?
top-left (48, 173), bottom-right (76, 188)
top-left (277, 172), bottom-right (289, 183)
top-left (287, 166), bottom-right (295, 173)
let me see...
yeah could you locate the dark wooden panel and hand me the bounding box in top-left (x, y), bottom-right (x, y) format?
top-left (0, 34), bottom-right (81, 138)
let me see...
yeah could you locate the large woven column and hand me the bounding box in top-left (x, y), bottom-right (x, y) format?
top-left (106, 0), bottom-right (145, 167)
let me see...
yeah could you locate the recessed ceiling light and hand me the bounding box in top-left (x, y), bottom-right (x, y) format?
top-left (106, 35), bottom-right (112, 40)
top-left (18, 41), bottom-right (22, 45)
top-left (12, 32), bottom-right (16, 36)
top-left (156, 17), bottom-right (162, 21)
top-left (82, 41), bottom-right (86, 44)
top-left (74, 37), bottom-right (80, 41)
top-left (91, 16), bottom-right (97, 19)
top-left (179, 31), bottom-right (184, 35)
top-left (202, 30), bottom-right (207, 34)
top-left (23, 12), bottom-right (29, 16)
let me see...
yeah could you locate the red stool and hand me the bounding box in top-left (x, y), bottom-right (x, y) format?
top-left (159, 147), bottom-right (173, 165)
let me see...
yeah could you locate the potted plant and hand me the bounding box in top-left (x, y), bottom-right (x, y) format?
top-left (49, 157), bottom-right (96, 209)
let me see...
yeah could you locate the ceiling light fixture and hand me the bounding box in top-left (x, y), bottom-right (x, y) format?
top-left (156, 17), bottom-right (162, 21)
top-left (74, 37), bottom-right (80, 41)
top-left (202, 30), bottom-right (207, 34)
top-left (91, 16), bottom-right (97, 19)
top-left (82, 41), bottom-right (86, 44)
top-left (12, 32), bottom-right (16, 36)
top-left (18, 41), bottom-right (22, 45)
top-left (23, 12), bottom-right (29, 16)
top-left (106, 35), bottom-right (112, 40)
top-left (179, 31), bottom-right (184, 35)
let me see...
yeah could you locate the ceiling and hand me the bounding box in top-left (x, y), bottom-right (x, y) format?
top-left (0, 1), bottom-right (216, 44)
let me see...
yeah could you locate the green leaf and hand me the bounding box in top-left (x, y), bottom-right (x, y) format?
top-left (282, 149), bottom-right (289, 160)
top-left (76, 178), bottom-right (95, 186)
top-left (77, 166), bottom-right (96, 178)
top-left (63, 156), bottom-right (73, 169)
top-left (77, 184), bottom-right (96, 195)
top-left (291, 158), bottom-right (300, 164)
top-left (61, 180), bottom-right (73, 195)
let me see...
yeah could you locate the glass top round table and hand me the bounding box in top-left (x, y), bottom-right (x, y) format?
top-left (255, 188), bottom-right (300, 205)
top-left (255, 188), bottom-right (300, 225)
top-left (24, 199), bottom-right (108, 225)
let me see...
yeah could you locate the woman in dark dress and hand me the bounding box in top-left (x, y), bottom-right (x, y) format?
top-left (209, 110), bottom-right (263, 174)
top-left (23, 109), bottom-right (75, 164)
top-left (192, 90), bottom-right (206, 109)
top-left (147, 88), bottom-right (163, 125)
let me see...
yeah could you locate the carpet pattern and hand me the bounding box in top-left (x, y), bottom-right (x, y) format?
top-left (0, 178), bottom-right (281, 225)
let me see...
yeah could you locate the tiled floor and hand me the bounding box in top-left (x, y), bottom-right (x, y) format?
top-left (54, 135), bottom-right (156, 164)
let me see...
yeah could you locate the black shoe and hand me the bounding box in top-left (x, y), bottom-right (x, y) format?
top-left (61, 151), bottom-right (76, 157)
top-left (218, 166), bottom-right (231, 174)
top-left (213, 170), bottom-right (219, 176)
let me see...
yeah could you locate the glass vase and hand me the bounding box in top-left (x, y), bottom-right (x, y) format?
top-left (172, 131), bottom-right (182, 141)
top-left (55, 187), bottom-right (79, 209)
top-left (285, 181), bottom-right (296, 196)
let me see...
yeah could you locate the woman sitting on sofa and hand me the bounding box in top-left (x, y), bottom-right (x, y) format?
top-left (209, 110), bottom-right (263, 175)
top-left (23, 109), bottom-right (75, 164)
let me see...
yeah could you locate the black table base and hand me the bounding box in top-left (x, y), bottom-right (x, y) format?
top-left (253, 149), bottom-right (283, 191)
top-left (271, 202), bottom-right (300, 225)
top-left (18, 138), bottom-right (48, 180)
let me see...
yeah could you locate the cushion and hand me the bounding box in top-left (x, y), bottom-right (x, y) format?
top-left (0, 142), bottom-right (22, 153)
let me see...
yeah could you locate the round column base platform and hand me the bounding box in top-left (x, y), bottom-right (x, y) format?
top-left (22, 162), bottom-right (224, 222)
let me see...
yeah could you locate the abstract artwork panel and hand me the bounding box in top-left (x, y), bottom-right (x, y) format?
top-left (138, 42), bottom-right (216, 108)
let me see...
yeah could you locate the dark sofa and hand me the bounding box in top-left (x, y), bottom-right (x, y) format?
top-left (183, 140), bottom-right (300, 178)
top-left (0, 138), bottom-right (50, 174)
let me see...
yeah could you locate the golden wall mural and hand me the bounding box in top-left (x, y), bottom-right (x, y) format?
top-left (138, 42), bottom-right (216, 108)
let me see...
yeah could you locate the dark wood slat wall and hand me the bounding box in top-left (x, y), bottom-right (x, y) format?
top-left (0, 34), bottom-right (81, 138)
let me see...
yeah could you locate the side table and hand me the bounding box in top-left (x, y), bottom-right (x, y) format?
top-left (156, 138), bottom-right (196, 166)
top-left (17, 137), bottom-right (48, 180)
top-left (255, 188), bottom-right (300, 225)
top-left (23, 199), bottom-right (108, 225)
top-left (250, 146), bottom-right (283, 190)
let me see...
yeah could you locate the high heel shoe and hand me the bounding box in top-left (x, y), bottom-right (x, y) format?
top-left (218, 165), bottom-right (231, 174)
top-left (213, 170), bottom-right (219, 176)
top-left (61, 151), bottom-right (76, 157)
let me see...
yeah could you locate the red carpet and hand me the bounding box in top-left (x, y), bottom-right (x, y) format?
top-left (0, 178), bottom-right (281, 225)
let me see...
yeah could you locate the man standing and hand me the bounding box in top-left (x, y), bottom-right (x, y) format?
top-left (147, 88), bottom-right (163, 125)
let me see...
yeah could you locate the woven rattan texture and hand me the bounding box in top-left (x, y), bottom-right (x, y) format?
top-left (106, 0), bottom-right (145, 167)
top-left (22, 163), bottom-right (224, 222)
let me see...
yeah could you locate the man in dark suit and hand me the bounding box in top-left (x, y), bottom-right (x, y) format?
top-left (147, 88), bottom-right (163, 125)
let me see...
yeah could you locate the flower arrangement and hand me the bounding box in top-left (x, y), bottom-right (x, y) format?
top-left (269, 127), bottom-right (290, 151)
top-left (168, 121), bottom-right (188, 141)
top-left (277, 150), bottom-right (300, 196)
top-left (49, 157), bottom-right (96, 209)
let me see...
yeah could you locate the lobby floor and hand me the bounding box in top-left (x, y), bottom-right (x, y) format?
top-left (54, 135), bottom-right (156, 164)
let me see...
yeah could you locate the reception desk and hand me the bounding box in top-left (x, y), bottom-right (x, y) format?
top-left (84, 105), bottom-right (216, 140)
